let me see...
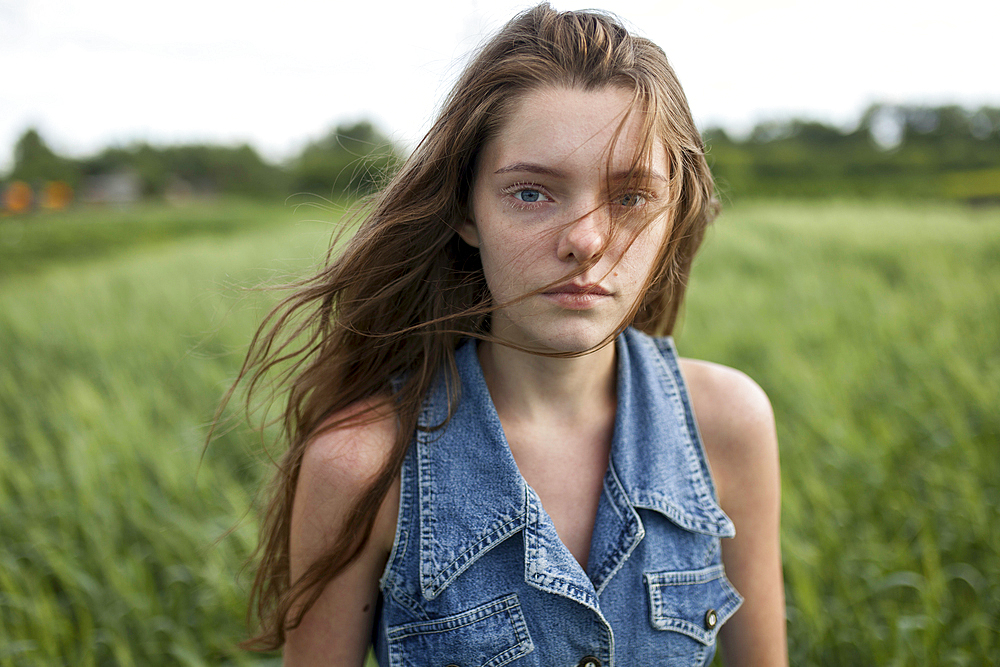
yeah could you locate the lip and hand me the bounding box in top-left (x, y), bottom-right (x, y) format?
top-left (544, 283), bottom-right (611, 296)
top-left (542, 283), bottom-right (611, 309)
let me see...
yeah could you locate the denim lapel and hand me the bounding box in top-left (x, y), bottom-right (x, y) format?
top-left (416, 340), bottom-right (527, 600)
top-left (417, 339), bottom-right (599, 608)
top-left (586, 330), bottom-right (736, 594)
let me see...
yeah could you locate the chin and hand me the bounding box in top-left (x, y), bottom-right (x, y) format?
top-left (492, 306), bottom-right (623, 355)
top-left (522, 323), bottom-right (617, 355)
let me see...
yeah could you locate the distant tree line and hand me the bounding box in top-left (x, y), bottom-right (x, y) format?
top-left (2, 121), bottom-right (403, 206)
top-left (4, 103), bottom-right (1000, 208)
top-left (705, 103), bottom-right (1000, 202)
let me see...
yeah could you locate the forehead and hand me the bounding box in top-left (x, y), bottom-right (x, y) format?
top-left (480, 85), bottom-right (667, 177)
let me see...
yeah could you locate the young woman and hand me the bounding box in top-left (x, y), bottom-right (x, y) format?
top-left (234, 4), bottom-right (786, 665)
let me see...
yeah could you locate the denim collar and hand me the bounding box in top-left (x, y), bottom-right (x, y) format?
top-left (413, 328), bottom-right (735, 602)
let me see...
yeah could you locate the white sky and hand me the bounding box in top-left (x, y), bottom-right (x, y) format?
top-left (2, 0), bottom-right (998, 171)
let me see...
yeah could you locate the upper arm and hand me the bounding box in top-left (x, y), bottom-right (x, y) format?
top-left (283, 400), bottom-right (400, 666)
top-left (679, 359), bottom-right (788, 666)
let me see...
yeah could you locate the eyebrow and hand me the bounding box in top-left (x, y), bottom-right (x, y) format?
top-left (494, 162), bottom-right (667, 183)
top-left (494, 162), bottom-right (566, 178)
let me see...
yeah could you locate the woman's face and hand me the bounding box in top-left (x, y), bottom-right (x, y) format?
top-left (461, 85), bottom-right (671, 353)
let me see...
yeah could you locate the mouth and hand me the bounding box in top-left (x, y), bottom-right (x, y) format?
top-left (544, 283), bottom-right (611, 296)
top-left (541, 282), bottom-right (612, 310)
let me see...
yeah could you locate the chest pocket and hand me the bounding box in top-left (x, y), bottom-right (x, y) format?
top-left (385, 594), bottom-right (534, 667)
top-left (644, 564), bottom-right (743, 650)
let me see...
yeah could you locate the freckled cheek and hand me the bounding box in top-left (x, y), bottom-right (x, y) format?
top-left (627, 222), bottom-right (669, 275)
top-left (482, 251), bottom-right (533, 292)
top-left (616, 238), bottom-right (665, 281)
top-left (483, 226), bottom-right (542, 265)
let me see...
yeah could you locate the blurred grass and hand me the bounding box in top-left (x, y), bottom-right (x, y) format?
top-left (681, 200), bottom-right (1000, 664)
top-left (0, 200), bottom-right (339, 666)
top-left (0, 200), bottom-right (326, 279)
top-left (0, 198), bottom-right (997, 664)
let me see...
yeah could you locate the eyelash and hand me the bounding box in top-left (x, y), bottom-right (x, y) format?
top-left (501, 182), bottom-right (551, 210)
top-left (613, 190), bottom-right (655, 208)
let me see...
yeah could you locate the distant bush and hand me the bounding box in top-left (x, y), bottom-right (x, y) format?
top-left (9, 129), bottom-right (81, 188)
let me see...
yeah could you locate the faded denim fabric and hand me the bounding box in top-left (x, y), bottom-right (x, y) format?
top-left (374, 328), bottom-right (743, 666)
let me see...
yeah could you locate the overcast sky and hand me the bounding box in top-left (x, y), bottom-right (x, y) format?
top-left (2, 0), bottom-right (998, 171)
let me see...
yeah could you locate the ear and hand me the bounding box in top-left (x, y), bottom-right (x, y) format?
top-left (456, 216), bottom-right (481, 248)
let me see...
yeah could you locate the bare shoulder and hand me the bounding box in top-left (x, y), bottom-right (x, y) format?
top-left (299, 398), bottom-right (399, 496)
top-left (293, 397), bottom-right (401, 567)
top-left (676, 358), bottom-right (778, 508)
top-left (285, 398), bottom-right (401, 664)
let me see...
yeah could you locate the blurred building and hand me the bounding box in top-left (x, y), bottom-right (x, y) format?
top-left (79, 171), bottom-right (141, 206)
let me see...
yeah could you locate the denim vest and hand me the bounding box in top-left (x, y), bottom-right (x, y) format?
top-left (374, 328), bottom-right (743, 666)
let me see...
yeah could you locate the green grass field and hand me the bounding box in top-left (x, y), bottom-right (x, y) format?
top-left (1, 198), bottom-right (997, 665)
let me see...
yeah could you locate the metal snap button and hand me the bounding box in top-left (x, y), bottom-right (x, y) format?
top-left (704, 608), bottom-right (718, 629)
top-left (578, 657), bottom-right (602, 667)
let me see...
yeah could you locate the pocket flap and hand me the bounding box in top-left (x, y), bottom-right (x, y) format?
top-left (386, 594), bottom-right (533, 667)
top-left (644, 564), bottom-right (743, 645)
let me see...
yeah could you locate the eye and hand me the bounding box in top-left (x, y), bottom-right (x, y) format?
top-left (616, 192), bottom-right (646, 207)
top-left (501, 183), bottom-right (553, 207)
top-left (513, 188), bottom-right (546, 203)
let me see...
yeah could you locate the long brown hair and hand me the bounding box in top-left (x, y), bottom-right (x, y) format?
top-left (230, 2), bottom-right (719, 650)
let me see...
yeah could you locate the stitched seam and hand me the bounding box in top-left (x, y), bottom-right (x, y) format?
top-left (655, 336), bottom-right (725, 512)
top-left (382, 438), bottom-right (412, 581)
top-left (644, 334), bottom-right (736, 536)
top-left (426, 513), bottom-right (525, 594)
top-left (645, 563), bottom-right (725, 585)
top-left (523, 492), bottom-right (601, 612)
top-left (386, 594), bottom-right (521, 640)
top-left (417, 420), bottom-right (438, 597)
top-left (593, 462), bottom-right (644, 595)
top-left (649, 336), bottom-right (715, 505)
top-left (632, 497), bottom-right (725, 536)
top-left (486, 603), bottom-right (534, 667)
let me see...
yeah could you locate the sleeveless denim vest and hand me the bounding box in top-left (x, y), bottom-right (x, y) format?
top-left (374, 328), bottom-right (743, 666)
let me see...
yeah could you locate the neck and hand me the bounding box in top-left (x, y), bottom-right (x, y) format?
top-left (476, 337), bottom-right (618, 426)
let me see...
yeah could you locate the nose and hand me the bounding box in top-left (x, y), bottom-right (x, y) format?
top-left (557, 205), bottom-right (608, 263)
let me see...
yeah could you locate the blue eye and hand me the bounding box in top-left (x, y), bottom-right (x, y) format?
top-left (617, 193), bottom-right (645, 207)
top-left (515, 189), bottom-right (543, 203)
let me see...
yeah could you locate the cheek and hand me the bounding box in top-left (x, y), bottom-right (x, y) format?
top-left (620, 223), bottom-right (668, 276)
top-left (477, 233), bottom-right (524, 294)
top-left (480, 225), bottom-right (540, 273)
